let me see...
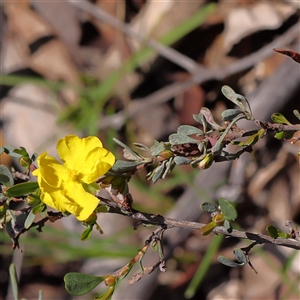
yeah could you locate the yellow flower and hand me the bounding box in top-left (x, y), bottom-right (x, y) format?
top-left (33, 134), bottom-right (115, 221)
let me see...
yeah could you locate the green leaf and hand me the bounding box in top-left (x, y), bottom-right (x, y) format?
top-left (218, 198), bottom-right (237, 221)
top-left (221, 86), bottom-right (253, 120)
top-left (267, 225), bottom-right (291, 239)
top-left (31, 202), bottom-right (46, 215)
top-left (81, 226), bottom-right (93, 241)
top-left (237, 129), bottom-right (265, 146)
top-left (267, 225), bottom-right (279, 238)
top-left (200, 202), bottom-right (218, 213)
top-left (150, 141), bottom-right (168, 156)
top-left (174, 156), bottom-right (192, 165)
top-left (2, 146), bottom-right (23, 158)
top-left (6, 182), bottom-right (39, 197)
top-left (217, 256), bottom-right (244, 268)
top-left (111, 160), bottom-right (145, 173)
top-left (24, 210), bottom-right (37, 229)
top-left (293, 110), bottom-right (300, 121)
top-left (0, 165), bottom-right (14, 187)
top-left (169, 134), bottom-right (199, 145)
top-left (192, 112), bottom-right (207, 133)
top-left (221, 109), bottom-right (244, 121)
top-left (133, 143), bottom-right (150, 151)
top-left (9, 263), bottom-right (19, 300)
top-left (271, 113), bottom-right (291, 125)
top-left (274, 131), bottom-right (296, 140)
top-left (177, 125), bottom-right (203, 136)
top-left (233, 249), bottom-right (247, 264)
top-left (221, 86), bottom-right (244, 108)
top-left (223, 219), bottom-right (232, 232)
top-left (151, 162), bottom-right (166, 183)
top-left (113, 138), bottom-right (143, 161)
top-left (64, 272), bottom-right (104, 296)
top-left (13, 147), bottom-right (29, 157)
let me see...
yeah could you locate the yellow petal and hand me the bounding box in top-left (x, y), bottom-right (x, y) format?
top-left (57, 135), bottom-right (115, 183)
top-left (79, 147), bottom-right (115, 183)
top-left (57, 135), bottom-right (101, 169)
top-left (63, 181), bottom-right (100, 220)
top-left (40, 182), bottom-right (99, 221)
top-left (34, 152), bottom-right (69, 188)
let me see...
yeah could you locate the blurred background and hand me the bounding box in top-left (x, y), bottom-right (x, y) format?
top-left (1, 0), bottom-right (299, 299)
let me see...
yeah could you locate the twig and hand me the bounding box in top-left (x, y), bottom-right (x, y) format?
top-left (97, 198), bottom-right (300, 251)
top-left (130, 211), bottom-right (300, 250)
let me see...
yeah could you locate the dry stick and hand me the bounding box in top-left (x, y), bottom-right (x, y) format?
top-left (98, 22), bottom-right (299, 130)
top-left (66, 0), bottom-right (205, 74)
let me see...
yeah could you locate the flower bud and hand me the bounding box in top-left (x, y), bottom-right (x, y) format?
top-left (212, 213), bottom-right (225, 226)
top-left (19, 156), bottom-right (31, 168)
top-left (159, 150), bottom-right (173, 159)
top-left (0, 205), bottom-right (6, 218)
top-left (104, 275), bottom-right (116, 286)
top-left (197, 153), bottom-right (214, 169)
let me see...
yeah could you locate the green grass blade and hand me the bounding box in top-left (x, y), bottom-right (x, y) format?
top-left (184, 234), bottom-right (223, 299)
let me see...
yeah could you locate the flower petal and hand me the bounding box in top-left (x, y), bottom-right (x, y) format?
top-left (34, 152), bottom-right (70, 188)
top-left (57, 135), bottom-right (115, 183)
top-left (63, 181), bottom-right (100, 220)
top-left (79, 147), bottom-right (115, 183)
top-left (57, 135), bottom-right (101, 169)
top-left (40, 182), bottom-right (100, 221)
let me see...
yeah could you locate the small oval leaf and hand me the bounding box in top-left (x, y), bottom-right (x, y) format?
top-left (217, 256), bottom-right (244, 268)
top-left (201, 202), bottom-right (218, 213)
top-left (293, 110), bottom-right (300, 121)
top-left (24, 210), bottom-right (37, 229)
top-left (221, 109), bottom-right (244, 121)
top-left (169, 134), bottom-right (199, 145)
top-left (6, 182), bottom-right (39, 198)
top-left (271, 113), bottom-right (291, 125)
top-left (111, 160), bottom-right (144, 173)
top-left (2, 146), bottom-right (23, 158)
top-left (223, 219), bottom-right (232, 232)
top-left (192, 113), bottom-right (207, 133)
top-left (233, 249), bottom-right (247, 264)
top-left (150, 141), bottom-right (167, 156)
top-left (64, 272), bottom-right (104, 296)
top-left (266, 225), bottom-right (279, 238)
top-left (177, 125), bottom-right (203, 136)
top-left (81, 226), bottom-right (93, 241)
top-left (152, 163), bottom-right (166, 183)
top-left (218, 198), bottom-right (237, 221)
top-left (0, 165), bottom-right (14, 187)
top-left (174, 156), bottom-right (192, 165)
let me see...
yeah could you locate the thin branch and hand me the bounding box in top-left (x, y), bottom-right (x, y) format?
top-left (131, 211), bottom-right (300, 250)
top-left (98, 197), bottom-right (300, 251)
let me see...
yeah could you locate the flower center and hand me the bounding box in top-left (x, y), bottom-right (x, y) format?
top-left (68, 168), bottom-right (78, 181)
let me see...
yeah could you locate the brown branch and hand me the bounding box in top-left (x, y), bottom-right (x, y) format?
top-left (97, 197), bottom-right (300, 251)
top-left (130, 211), bottom-right (300, 250)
